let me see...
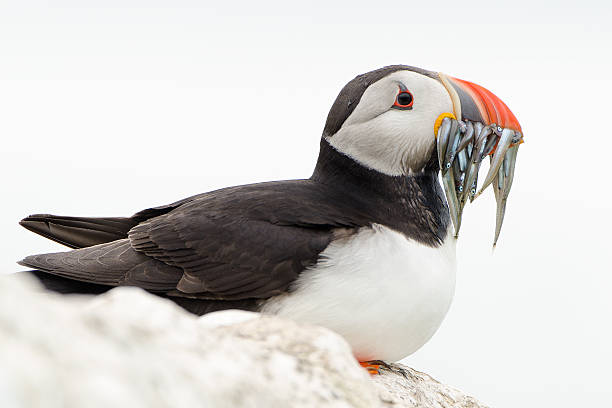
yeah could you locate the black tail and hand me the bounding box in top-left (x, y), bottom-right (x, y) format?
top-left (20, 214), bottom-right (138, 249)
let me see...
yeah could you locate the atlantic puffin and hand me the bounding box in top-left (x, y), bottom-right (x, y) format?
top-left (18, 65), bottom-right (523, 364)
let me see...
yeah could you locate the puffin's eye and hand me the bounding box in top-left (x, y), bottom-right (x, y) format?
top-left (393, 89), bottom-right (414, 110)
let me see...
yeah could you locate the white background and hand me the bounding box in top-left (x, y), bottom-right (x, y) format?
top-left (1, 1), bottom-right (611, 406)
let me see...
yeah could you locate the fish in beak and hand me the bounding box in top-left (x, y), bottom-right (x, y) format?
top-left (435, 73), bottom-right (523, 246)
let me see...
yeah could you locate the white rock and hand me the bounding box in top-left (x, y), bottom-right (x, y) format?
top-left (0, 274), bottom-right (487, 408)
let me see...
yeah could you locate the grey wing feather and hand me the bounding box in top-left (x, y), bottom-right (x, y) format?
top-left (19, 239), bottom-right (183, 291)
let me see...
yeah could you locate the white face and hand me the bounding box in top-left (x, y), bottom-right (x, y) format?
top-left (326, 70), bottom-right (453, 176)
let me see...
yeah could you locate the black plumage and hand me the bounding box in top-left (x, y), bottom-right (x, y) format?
top-left (20, 215), bottom-right (138, 249)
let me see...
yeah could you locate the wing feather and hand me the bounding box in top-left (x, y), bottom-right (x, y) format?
top-left (22, 180), bottom-right (367, 301)
top-left (126, 181), bottom-right (364, 298)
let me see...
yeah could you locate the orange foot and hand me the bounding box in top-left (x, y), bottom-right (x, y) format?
top-left (359, 361), bottom-right (381, 375)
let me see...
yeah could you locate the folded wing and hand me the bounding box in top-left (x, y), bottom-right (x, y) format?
top-left (20, 180), bottom-right (366, 301)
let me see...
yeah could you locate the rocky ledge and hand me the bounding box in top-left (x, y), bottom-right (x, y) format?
top-left (0, 274), bottom-right (487, 408)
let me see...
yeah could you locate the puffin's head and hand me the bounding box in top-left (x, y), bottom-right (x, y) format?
top-left (323, 65), bottom-right (524, 244)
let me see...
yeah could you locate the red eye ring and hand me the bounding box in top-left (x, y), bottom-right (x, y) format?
top-left (393, 87), bottom-right (414, 110)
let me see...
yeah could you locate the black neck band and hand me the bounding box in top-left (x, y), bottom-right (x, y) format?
top-left (311, 139), bottom-right (450, 246)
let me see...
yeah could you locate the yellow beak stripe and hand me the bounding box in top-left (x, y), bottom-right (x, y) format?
top-left (434, 112), bottom-right (456, 138)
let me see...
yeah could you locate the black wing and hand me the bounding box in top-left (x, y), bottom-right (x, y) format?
top-left (20, 180), bottom-right (366, 300)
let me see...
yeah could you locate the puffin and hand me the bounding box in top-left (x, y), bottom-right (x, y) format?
top-left (18, 65), bottom-right (523, 365)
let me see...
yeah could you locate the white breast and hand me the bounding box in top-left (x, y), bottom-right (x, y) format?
top-left (261, 224), bottom-right (457, 362)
